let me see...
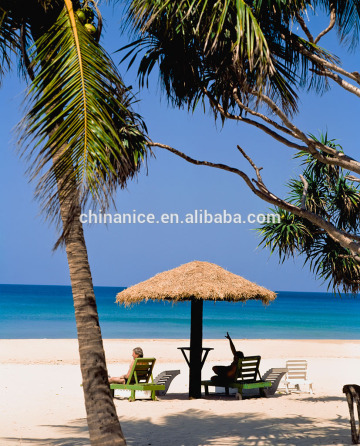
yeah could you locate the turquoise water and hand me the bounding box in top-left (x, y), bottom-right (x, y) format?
top-left (1, 284), bottom-right (360, 339)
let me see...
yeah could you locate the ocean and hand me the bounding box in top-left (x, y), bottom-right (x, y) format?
top-left (1, 284), bottom-right (359, 339)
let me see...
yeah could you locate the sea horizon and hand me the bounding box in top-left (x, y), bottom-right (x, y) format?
top-left (1, 284), bottom-right (360, 340)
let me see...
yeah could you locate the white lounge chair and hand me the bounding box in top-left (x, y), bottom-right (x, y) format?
top-left (285, 360), bottom-right (313, 394)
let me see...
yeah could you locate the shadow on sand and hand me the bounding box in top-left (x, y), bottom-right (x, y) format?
top-left (1, 418), bottom-right (89, 446)
top-left (122, 410), bottom-right (352, 446)
top-left (1, 407), bottom-right (353, 446)
top-left (299, 395), bottom-right (346, 403)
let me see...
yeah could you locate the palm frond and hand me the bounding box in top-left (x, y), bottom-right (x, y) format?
top-left (305, 236), bottom-right (360, 293)
top-left (294, 133), bottom-right (342, 186)
top-left (0, 7), bottom-right (20, 82)
top-left (256, 207), bottom-right (314, 262)
top-left (124, 1), bottom-right (276, 97)
top-left (258, 130), bottom-right (360, 294)
top-left (123, 0), bottom-right (343, 117)
top-left (331, 177), bottom-right (360, 231)
top-left (129, 0), bottom-right (273, 65)
top-left (20, 3), bottom-right (148, 229)
top-left (288, 173), bottom-right (329, 217)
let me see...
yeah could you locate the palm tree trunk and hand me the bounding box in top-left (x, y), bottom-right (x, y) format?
top-left (58, 194), bottom-right (126, 445)
top-left (26, 5), bottom-right (127, 441)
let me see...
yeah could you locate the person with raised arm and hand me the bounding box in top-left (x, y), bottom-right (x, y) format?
top-left (211, 332), bottom-right (244, 381)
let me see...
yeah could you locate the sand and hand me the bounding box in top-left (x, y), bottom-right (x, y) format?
top-left (1, 339), bottom-right (359, 445)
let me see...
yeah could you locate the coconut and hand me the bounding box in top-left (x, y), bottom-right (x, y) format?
top-left (85, 23), bottom-right (97, 35)
top-left (76, 10), bottom-right (86, 24)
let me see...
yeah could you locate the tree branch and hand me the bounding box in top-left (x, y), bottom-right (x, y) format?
top-left (203, 88), bottom-right (307, 151)
top-left (251, 91), bottom-right (313, 144)
top-left (148, 141), bottom-right (258, 193)
top-left (149, 140), bottom-right (360, 259)
top-left (249, 91), bottom-right (360, 174)
top-left (295, 11), bottom-right (314, 43)
top-left (231, 88), bottom-right (297, 138)
top-left (299, 174), bottom-right (309, 210)
top-left (314, 7), bottom-right (336, 44)
top-left (207, 86), bottom-right (360, 175)
top-left (296, 40), bottom-right (360, 85)
top-left (338, 254), bottom-right (360, 262)
top-left (346, 175), bottom-right (360, 183)
top-left (317, 69), bottom-right (360, 98)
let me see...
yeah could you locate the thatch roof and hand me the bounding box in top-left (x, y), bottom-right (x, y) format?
top-left (116, 261), bottom-right (276, 305)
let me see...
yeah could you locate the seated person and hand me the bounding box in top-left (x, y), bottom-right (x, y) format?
top-left (211, 332), bottom-right (244, 382)
top-left (108, 347), bottom-right (143, 384)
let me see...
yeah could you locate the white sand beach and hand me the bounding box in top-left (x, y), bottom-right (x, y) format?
top-left (1, 339), bottom-right (360, 446)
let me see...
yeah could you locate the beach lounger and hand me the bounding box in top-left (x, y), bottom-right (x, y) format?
top-left (154, 369), bottom-right (181, 396)
top-left (261, 367), bottom-right (288, 396)
top-left (284, 360), bottom-right (313, 394)
top-left (109, 358), bottom-right (165, 401)
top-left (201, 355), bottom-right (271, 400)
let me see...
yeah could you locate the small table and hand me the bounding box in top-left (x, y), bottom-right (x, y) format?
top-left (177, 347), bottom-right (214, 370)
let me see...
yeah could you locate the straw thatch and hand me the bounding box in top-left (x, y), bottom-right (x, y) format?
top-left (116, 261), bottom-right (276, 305)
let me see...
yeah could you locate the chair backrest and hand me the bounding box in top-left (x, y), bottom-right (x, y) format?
top-left (126, 358), bottom-right (156, 385)
top-left (286, 360), bottom-right (307, 381)
top-left (234, 356), bottom-right (261, 382)
top-left (262, 368), bottom-right (288, 385)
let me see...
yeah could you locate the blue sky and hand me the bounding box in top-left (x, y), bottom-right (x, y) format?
top-left (0, 4), bottom-right (358, 292)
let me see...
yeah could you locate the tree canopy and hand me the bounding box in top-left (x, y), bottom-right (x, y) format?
top-left (1, 0), bottom-right (148, 233)
top-left (123, 0), bottom-right (360, 293)
top-left (258, 134), bottom-right (360, 294)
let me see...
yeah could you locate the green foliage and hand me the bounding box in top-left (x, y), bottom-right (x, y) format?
top-left (16, 5), bottom-right (147, 229)
top-left (294, 133), bottom-right (342, 184)
top-left (122, 0), bottom-right (342, 117)
top-left (0, 2), bottom-right (148, 239)
top-left (257, 133), bottom-right (360, 293)
top-left (306, 236), bottom-right (360, 293)
top-left (257, 208), bottom-right (314, 262)
top-left (0, 7), bottom-right (20, 81)
top-left (119, 0), bottom-right (360, 292)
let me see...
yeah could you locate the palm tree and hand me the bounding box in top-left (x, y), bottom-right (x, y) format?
top-left (257, 134), bottom-right (360, 294)
top-left (122, 0), bottom-right (349, 116)
top-left (122, 0), bottom-right (360, 291)
top-left (1, 1), bottom-right (147, 444)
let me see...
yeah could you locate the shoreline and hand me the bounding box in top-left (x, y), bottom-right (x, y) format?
top-left (1, 338), bottom-right (359, 364)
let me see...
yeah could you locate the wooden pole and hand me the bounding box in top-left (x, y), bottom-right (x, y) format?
top-left (189, 297), bottom-right (203, 399)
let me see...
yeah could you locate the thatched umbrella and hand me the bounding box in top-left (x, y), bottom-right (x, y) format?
top-left (116, 260), bottom-right (276, 398)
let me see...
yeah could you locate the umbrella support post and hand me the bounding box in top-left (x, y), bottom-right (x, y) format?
top-left (189, 298), bottom-right (203, 399)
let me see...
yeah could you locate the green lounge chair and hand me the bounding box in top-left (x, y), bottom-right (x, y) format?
top-left (202, 355), bottom-right (271, 400)
top-left (110, 358), bottom-right (165, 401)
